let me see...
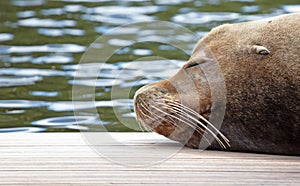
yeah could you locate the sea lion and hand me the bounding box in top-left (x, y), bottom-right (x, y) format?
top-left (133, 13), bottom-right (300, 155)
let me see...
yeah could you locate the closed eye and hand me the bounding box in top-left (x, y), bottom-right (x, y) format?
top-left (184, 61), bottom-right (202, 68)
top-left (184, 57), bottom-right (210, 69)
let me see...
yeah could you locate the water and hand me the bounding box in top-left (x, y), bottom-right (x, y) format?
top-left (0, 0), bottom-right (299, 132)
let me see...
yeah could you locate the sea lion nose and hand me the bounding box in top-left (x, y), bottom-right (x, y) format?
top-left (134, 84), bottom-right (167, 106)
top-left (133, 80), bottom-right (177, 120)
top-left (133, 84), bottom-right (166, 125)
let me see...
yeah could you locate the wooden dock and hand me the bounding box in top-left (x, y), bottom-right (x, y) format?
top-left (0, 133), bottom-right (299, 185)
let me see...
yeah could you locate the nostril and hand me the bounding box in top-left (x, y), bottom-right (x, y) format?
top-left (133, 84), bottom-right (172, 119)
top-left (134, 86), bottom-right (170, 106)
top-left (133, 84), bottom-right (152, 102)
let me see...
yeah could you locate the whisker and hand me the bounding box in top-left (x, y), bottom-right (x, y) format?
top-left (161, 99), bottom-right (226, 138)
top-left (156, 102), bottom-right (226, 148)
top-left (148, 103), bottom-right (212, 146)
top-left (148, 104), bottom-right (204, 134)
top-left (160, 99), bottom-right (230, 148)
top-left (139, 100), bottom-right (182, 130)
top-left (162, 99), bottom-right (229, 141)
top-left (136, 98), bottom-right (225, 148)
top-left (136, 103), bottom-right (152, 132)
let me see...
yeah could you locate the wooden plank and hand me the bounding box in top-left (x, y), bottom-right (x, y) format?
top-left (0, 171), bottom-right (298, 185)
top-left (0, 133), bottom-right (299, 185)
top-left (0, 133), bottom-right (173, 145)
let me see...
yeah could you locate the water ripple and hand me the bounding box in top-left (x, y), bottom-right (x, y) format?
top-left (282, 5), bottom-right (300, 13)
top-left (62, 62), bottom-right (117, 70)
top-left (38, 28), bottom-right (64, 37)
top-left (241, 5), bottom-right (260, 13)
top-left (0, 100), bottom-right (48, 108)
top-left (155, 0), bottom-right (192, 5)
top-left (48, 100), bottom-right (132, 112)
top-left (49, 101), bottom-right (97, 112)
top-left (225, 0), bottom-right (255, 2)
top-left (18, 18), bottom-right (76, 28)
top-left (2, 56), bottom-right (32, 63)
top-left (11, 0), bottom-right (46, 7)
top-left (108, 38), bottom-right (135, 47)
top-left (0, 127), bottom-right (46, 133)
top-left (32, 115), bottom-right (99, 126)
top-left (64, 28), bottom-right (85, 36)
top-left (63, 62), bottom-right (118, 78)
top-left (64, 125), bottom-right (89, 131)
top-left (119, 60), bottom-right (184, 79)
top-left (0, 76), bottom-right (43, 87)
top-left (5, 110), bottom-right (26, 114)
top-left (81, 14), bottom-right (154, 25)
top-left (41, 8), bottom-right (65, 16)
top-left (64, 5), bottom-right (86, 13)
top-left (69, 79), bottom-right (123, 87)
top-left (32, 54), bottom-right (74, 64)
top-left (132, 49), bottom-right (153, 56)
top-left (16, 10), bottom-right (36, 18)
top-left (87, 6), bottom-right (164, 15)
top-left (56, 0), bottom-right (111, 2)
top-left (94, 26), bottom-right (139, 35)
top-left (0, 68), bottom-right (68, 77)
top-left (120, 79), bottom-right (157, 88)
top-left (239, 13), bottom-right (281, 21)
top-left (31, 91), bottom-right (59, 97)
top-left (38, 28), bottom-right (85, 37)
top-left (172, 12), bottom-right (240, 24)
top-left (0, 44), bottom-right (86, 54)
top-left (0, 33), bottom-right (14, 42)
top-left (120, 59), bottom-right (184, 70)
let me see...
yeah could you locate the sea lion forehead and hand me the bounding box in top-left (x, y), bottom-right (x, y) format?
top-left (204, 13), bottom-right (300, 41)
top-left (192, 13), bottom-right (300, 58)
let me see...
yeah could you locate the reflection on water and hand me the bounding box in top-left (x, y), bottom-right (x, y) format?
top-left (0, 68), bottom-right (67, 76)
top-left (11, 0), bottom-right (46, 7)
top-left (0, 127), bottom-right (46, 133)
top-left (32, 115), bottom-right (99, 128)
top-left (0, 100), bottom-right (48, 108)
top-left (0, 76), bottom-right (42, 87)
top-left (38, 28), bottom-right (85, 37)
top-left (18, 18), bottom-right (77, 27)
top-left (31, 91), bottom-right (58, 97)
top-left (17, 10), bottom-right (35, 18)
top-left (282, 5), bottom-right (300, 13)
top-left (0, 44), bottom-right (86, 54)
top-left (0, 0), bottom-right (299, 132)
top-left (172, 12), bottom-right (240, 24)
top-left (0, 33), bottom-right (14, 42)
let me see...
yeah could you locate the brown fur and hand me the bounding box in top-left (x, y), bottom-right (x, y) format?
top-left (134, 13), bottom-right (300, 155)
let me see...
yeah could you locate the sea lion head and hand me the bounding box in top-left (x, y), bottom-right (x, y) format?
top-left (133, 40), bottom-right (230, 149)
top-left (134, 13), bottom-right (300, 153)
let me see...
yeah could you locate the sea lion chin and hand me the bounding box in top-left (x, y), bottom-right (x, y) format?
top-left (133, 13), bottom-right (300, 155)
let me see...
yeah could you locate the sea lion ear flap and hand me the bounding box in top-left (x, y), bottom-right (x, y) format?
top-left (251, 45), bottom-right (270, 55)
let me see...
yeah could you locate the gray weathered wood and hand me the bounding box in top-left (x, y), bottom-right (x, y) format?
top-left (0, 133), bottom-right (299, 185)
